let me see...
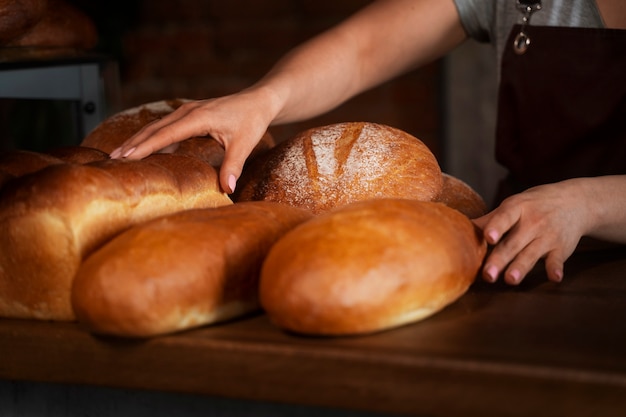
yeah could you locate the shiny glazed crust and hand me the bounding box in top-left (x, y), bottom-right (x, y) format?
top-left (260, 199), bottom-right (487, 336)
top-left (72, 201), bottom-right (312, 338)
top-left (0, 150), bottom-right (232, 321)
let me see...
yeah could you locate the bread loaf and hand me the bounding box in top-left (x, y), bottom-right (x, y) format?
top-left (47, 145), bottom-right (109, 164)
top-left (234, 122), bottom-right (443, 214)
top-left (0, 149), bottom-right (62, 180)
top-left (82, 99), bottom-right (276, 167)
top-left (5, 0), bottom-right (98, 50)
top-left (0, 151), bottom-right (232, 321)
top-left (0, 0), bottom-right (47, 44)
top-left (436, 173), bottom-right (488, 219)
top-left (260, 199), bottom-right (486, 336)
top-left (0, 146), bottom-right (109, 188)
top-left (72, 201), bottom-right (313, 338)
top-left (82, 99), bottom-right (193, 154)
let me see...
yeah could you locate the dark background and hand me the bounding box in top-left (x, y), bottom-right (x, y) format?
top-left (1, 0), bottom-right (444, 161)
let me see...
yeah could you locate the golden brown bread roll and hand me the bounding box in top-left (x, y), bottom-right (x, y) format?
top-left (234, 122), bottom-right (443, 214)
top-left (81, 99), bottom-right (276, 167)
top-left (0, 152), bottom-right (232, 321)
top-left (5, 0), bottom-right (98, 50)
top-left (0, 149), bottom-right (62, 178)
top-left (0, 149), bottom-right (63, 189)
top-left (0, 147), bottom-right (110, 189)
top-left (82, 99), bottom-right (192, 154)
top-left (47, 145), bottom-right (109, 164)
top-left (260, 199), bottom-right (487, 336)
top-left (436, 173), bottom-right (488, 219)
top-left (72, 201), bottom-right (313, 338)
top-left (0, 0), bottom-right (47, 44)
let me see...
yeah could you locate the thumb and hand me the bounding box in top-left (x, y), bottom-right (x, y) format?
top-left (218, 137), bottom-right (258, 194)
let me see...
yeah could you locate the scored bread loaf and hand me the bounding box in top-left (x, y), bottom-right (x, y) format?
top-left (234, 122), bottom-right (443, 214)
top-left (82, 99), bottom-right (276, 167)
top-left (72, 201), bottom-right (313, 338)
top-left (0, 150), bottom-right (232, 321)
top-left (260, 199), bottom-right (487, 336)
top-left (436, 173), bottom-right (488, 219)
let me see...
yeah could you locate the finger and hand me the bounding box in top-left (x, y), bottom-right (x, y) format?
top-left (471, 212), bottom-right (493, 230)
top-left (481, 221), bottom-right (534, 283)
top-left (219, 133), bottom-right (263, 194)
top-left (544, 250), bottom-right (566, 283)
top-left (500, 238), bottom-right (547, 285)
top-left (481, 200), bottom-right (523, 245)
top-left (111, 104), bottom-right (201, 159)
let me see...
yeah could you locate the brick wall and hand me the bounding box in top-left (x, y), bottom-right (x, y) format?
top-left (90, 0), bottom-right (443, 156)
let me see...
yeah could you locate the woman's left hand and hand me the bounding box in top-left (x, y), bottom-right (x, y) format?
top-left (472, 176), bottom-right (626, 285)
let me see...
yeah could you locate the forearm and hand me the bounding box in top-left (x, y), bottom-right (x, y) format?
top-left (248, 0), bottom-right (466, 125)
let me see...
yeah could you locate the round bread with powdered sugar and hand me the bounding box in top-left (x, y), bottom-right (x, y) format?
top-left (234, 122), bottom-right (443, 214)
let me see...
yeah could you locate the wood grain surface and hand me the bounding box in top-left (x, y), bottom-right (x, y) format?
top-left (1, 245), bottom-right (626, 417)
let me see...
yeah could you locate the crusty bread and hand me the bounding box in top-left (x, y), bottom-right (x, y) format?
top-left (234, 122), bottom-right (443, 214)
top-left (436, 173), bottom-right (488, 219)
top-left (0, 149), bottom-right (62, 179)
top-left (0, 151), bottom-right (232, 321)
top-left (0, 0), bottom-right (47, 44)
top-left (72, 201), bottom-right (313, 338)
top-left (81, 99), bottom-right (276, 167)
top-left (82, 99), bottom-right (193, 154)
top-left (260, 199), bottom-right (486, 336)
top-left (47, 145), bottom-right (109, 164)
top-left (4, 0), bottom-right (98, 50)
top-left (0, 147), bottom-right (108, 188)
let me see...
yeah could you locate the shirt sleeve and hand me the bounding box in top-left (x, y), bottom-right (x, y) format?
top-left (452, 0), bottom-right (496, 43)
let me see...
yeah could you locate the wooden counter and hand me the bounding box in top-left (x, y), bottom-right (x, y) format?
top-left (2, 246), bottom-right (626, 417)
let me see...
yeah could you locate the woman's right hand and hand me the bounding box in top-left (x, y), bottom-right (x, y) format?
top-left (110, 86), bottom-right (280, 194)
top-left (110, 0), bottom-right (466, 194)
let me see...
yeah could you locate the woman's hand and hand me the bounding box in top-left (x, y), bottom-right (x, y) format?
top-left (109, 87), bottom-right (279, 194)
top-left (109, 0), bottom-right (466, 194)
top-left (473, 176), bottom-right (626, 285)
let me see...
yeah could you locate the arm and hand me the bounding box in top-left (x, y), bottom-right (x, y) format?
top-left (111, 0), bottom-right (467, 193)
top-left (473, 175), bottom-right (626, 285)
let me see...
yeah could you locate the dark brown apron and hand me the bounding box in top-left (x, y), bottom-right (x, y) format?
top-left (494, 23), bottom-right (626, 204)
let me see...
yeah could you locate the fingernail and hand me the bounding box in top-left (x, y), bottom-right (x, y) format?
top-left (509, 269), bottom-right (521, 284)
top-left (485, 265), bottom-right (498, 282)
top-left (553, 269), bottom-right (563, 283)
top-left (122, 147), bottom-right (136, 158)
top-left (110, 147), bottom-right (121, 159)
top-left (228, 174), bottom-right (237, 194)
top-left (487, 229), bottom-right (500, 243)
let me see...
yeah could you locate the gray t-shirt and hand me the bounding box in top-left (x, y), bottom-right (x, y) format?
top-left (452, 0), bottom-right (605, 65)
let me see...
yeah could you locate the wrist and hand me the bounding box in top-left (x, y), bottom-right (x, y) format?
top-left (575, 176), bottom-right (626, 242)
top-left (243, 81), bottom-right (288, 126)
